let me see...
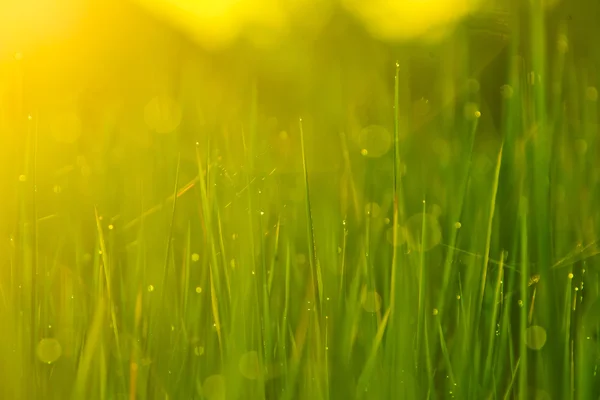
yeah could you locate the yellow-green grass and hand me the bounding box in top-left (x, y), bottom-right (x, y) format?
top-left (1, 1), bottom-right (600, 399)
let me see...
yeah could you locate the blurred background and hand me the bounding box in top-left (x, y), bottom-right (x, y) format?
top-left (2, 0), bottom-right (598, 262)
top-left (2, 0), bottom-right (600, 398)
top-left (0, 0), bottom-right (583, 232)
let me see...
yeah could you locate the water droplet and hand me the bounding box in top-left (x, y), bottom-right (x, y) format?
top-left (557, 34), bottom-right (569, 53)
top-left (575, 139), bottom-right (588, 155)
top-left (191, 253), bottom-right (200, 262)
top-left (196, 287), bottom-right (202, 294)
top-left (413, 98), bottom-right (430, 117)
top-left (432, 308), bottom-right (439, 316)
top-left (534, 389), bottom-right (551, 400)
top-left (568, 273), bottom-right (574, 279)
top-left (586, 86), bottom-right (598, 102)
top-left (239, 351), bottom-right (261, 380)
top-left (108, 224), bottom-right (114, 230)
top-left (144, 96), bottom-right (182, 134)
top-left (463, 103), bottom-right (480, 120)
top-left (405, 213), bottom-right (442, 252)
top-left (147, 285), bottom-right (154, 292)
top-left (454, 222), bottom-right (462, 229)
top-left (296, 254), bottom-right (306, 265)
top-left (202, 374), bottom-right (225, 400)
top-left (18, 175), bottom-right (27, 182)
top-left (467, 78), bottom-right (480, 93)
top-left (358, 125), bottom-right (392, 158)
top-left (361, 289), bottom-right (382, 313)
top-left (365, 202), bottom-right (381, 217)
top-left (386, 225), bottom-right (407, 247)
top-left (500, 84), bottom-right (514, 99)
top-left (37, 338), bottom-right (62, 364)
top-left (525, 325), bottom-right (547, 350)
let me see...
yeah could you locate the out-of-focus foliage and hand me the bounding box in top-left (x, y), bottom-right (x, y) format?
top-left (133, 0), bottom-right (335, 49)
top-left (0, 0), bottom-right (85, 51)
top-left (341, 0), bottom-right (481, 41)
top-left (134, 0), bottom-right (483, 48)
top-left (3, 0), bottom-right (600, 399)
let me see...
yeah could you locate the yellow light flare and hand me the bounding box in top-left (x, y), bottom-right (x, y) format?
top-left (0, 0), bottom-right (85, 53)
top-left (361, 287), bottom-right (382, 313)
top-left (134, 0), bottom-right (241, 49)
top-left (341, 0), bottom-right (481, 42)
top-left (132, 0), bottom-right (331, 49)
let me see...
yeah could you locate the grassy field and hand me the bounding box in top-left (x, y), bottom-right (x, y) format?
top-left (1, 0), bottom-right (600, 399)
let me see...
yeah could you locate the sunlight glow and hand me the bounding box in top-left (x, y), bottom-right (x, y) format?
top-left (342, 0), bottom-right (481, 41)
